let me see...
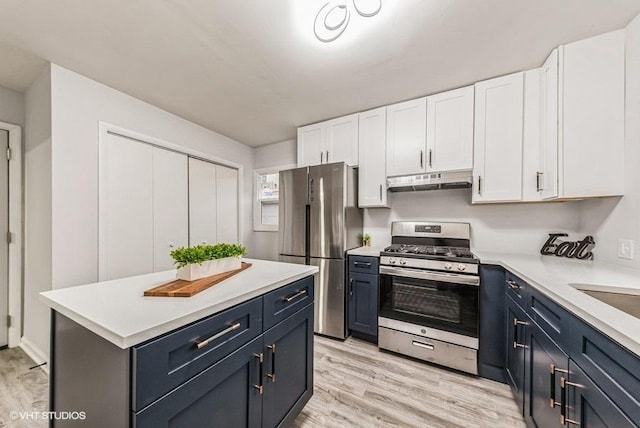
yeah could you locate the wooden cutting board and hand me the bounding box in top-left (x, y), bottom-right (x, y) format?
top-left (144, 262), bottom-right (252, 297)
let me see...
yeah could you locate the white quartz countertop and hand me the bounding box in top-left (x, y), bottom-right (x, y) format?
top-left (347, 246), bottom-right (384, 257)
top-left (476, 251), bottom-right (640, 357)
top-left (39, 258), bottom-right (318, 349)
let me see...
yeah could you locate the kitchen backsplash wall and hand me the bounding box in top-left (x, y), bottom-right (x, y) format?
top-left (364, 189), bottom-right (581, 254)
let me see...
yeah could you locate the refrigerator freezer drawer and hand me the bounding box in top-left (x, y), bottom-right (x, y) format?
top-left (310, 258), bottom-right (346, 339)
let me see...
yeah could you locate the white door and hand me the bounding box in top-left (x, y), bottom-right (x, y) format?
top-left (358, 107), bottom-right (388, 208)
top-left (386, 97), bottom-right (427, 177)
top-left (326, 114), bottom-right (358, 166)
top-left (522, 68), bottom-right (543, 202)
top-left (473, 73), bottom-right (524, 203)
top-left (540, 49), bottom-right (559, 200)
top-left (100, 133), bottom-right (154, 280)
top-left (189, 158), bottom-right (217, 246)
top-left (153, 148), bottom-right (189, 271)
top-left (426, 86), bottom-right (474, 172)
top-left (297, 124), bottom-right (324, 167)
top-left (216, 165), bottom-right (239, 244)
top-left (0, 130), bottom-right (8, 347)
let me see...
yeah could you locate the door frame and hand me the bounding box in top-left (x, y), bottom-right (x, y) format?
top-left (0, 121), bottom-right (23, 347)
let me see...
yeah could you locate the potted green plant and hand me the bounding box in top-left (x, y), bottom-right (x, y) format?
top-left (170, 243), bottom-right (247, 281)
top-left (363, 233), bottom-right (371, 247)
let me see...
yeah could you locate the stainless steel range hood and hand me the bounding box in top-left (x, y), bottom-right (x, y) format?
top-left (387, 171), bottom-right (473, 192)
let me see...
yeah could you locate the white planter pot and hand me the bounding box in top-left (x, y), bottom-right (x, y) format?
top-left (176, 257), bottom-right (242, 281)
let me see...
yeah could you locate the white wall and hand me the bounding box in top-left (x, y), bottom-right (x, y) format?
top-left (23, 65), bottom-right (52, 364)
top-left (252, 139), bottom-right (296, 261)
top-left (50, 64), bottom-right (255, 292)
top-left (579, 14), bottom-right (640, 266)
top-left (365, 190), bottom-right (581, 252)
top-left (0, 85), bottom-right (25, 127)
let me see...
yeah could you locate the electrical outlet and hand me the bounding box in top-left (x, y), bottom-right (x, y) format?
top-left (618, 239), bottom-right (635, 260)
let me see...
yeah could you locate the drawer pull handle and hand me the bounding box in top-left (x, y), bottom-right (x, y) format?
top-left (195, 322), bottom-right (241, 349)
top-left (549, 364), bottom-right (568, 408)
top-left (253, 353), bottom-right (264, 395)
top-left (560, 377), bottom-right (582, 426)
top-left (412, 341), bottom-right (434, 350)
top-left (506, 280), bottom-right (520, 290)
top-left (283, 289), bottom-right (307, 303)
top-left (267, 344), bottom-right (277, 382)
top-left (353, 261), bottom-right (372, 268)
top-left (513, 318), bottom-right (528, 349)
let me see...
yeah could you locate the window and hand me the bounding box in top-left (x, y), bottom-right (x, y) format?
top-left (253, 167), bottom-right (289, 231)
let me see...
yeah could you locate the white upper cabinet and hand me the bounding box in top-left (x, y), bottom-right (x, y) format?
top-left (539, 49), bottom-right (559, 200)
top-left (386, 97), bottom-right (427, 177)
top-left (358, 107), bottom-right (389, 208)
top-left (297, 114), bottom-right (358, 167)
top-left (559, 30), bottom-right (625, 198)
top-left (188, 158), bottom-right (218, 246)
top-left (522, 68), bottom-right (544, 202)
top-left (426, 86), bottom-right (474, 172)
top-left (473, 72), bottom-right (524, 203)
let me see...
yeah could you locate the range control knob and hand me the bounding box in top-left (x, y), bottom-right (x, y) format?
top-left (389, 258), bottom-right (397, 265)
top-left (399, 259), bottom-right (407, 265)
top-left (444, 263), bottom-right (453, 271)
top-left (457, 264), bottom-right (466, 271)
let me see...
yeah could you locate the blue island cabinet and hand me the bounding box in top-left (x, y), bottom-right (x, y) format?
top-left (50, 275), bottom-right (315, 428)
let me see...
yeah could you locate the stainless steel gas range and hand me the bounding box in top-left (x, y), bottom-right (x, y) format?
top-left (378, 221), bottom-right (480, 375)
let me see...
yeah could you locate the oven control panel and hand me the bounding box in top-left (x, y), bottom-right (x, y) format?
top-left (415, 225), bottom-right (441, 234)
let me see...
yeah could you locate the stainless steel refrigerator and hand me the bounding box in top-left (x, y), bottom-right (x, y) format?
top-left (279, 162), bottom-right (363, 339)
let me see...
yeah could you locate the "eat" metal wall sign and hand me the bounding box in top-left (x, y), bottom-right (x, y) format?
top-left (540, 233), bottom-right (595, 260)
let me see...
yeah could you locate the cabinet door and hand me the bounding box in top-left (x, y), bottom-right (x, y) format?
top-left (426, 86), bottom-right (474, 172)
top-left (153, 148), bottom-right (189, 271)
top-left (386, 97), bottom-right (427, 177)
top-left (505, 295), bottom-right (527, 416)
top-left (263, 305), bottom-right (314, 428)
top-left (326, 114), bottom-right (358, 166)
top-left (522, 68), bottom-right (543, 202)
top-left (216, 165), bottom-right (239, 244)
top-left (99, 133), bottom-right (154, 281)
top-left (540, 49), bottom-right (559, 200)
top-left (348, 272), bottom-right (378, 338)
top-left (525, 322), bottom-right (568, 428)
top-left (478, 265), bottom-right (506, 382)
top-left (134, 337), bottom-right (263, 428)
top-left (473, 73), bottom-right (524, 203)
top-left (358, 107), bottom-right (388, 208)
top-left (567, 360), bottom-right (636, 428)
top-left (189, 158), bottom-right (217, 246)
top-left (297, 123), bottom-right (324, 167)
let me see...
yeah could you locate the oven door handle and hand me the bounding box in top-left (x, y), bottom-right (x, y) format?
top-left (379, 266), bottom-right (480, 286)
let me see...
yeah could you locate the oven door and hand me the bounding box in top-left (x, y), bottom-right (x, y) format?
top-left (379, 266), bottom-right (479, 338)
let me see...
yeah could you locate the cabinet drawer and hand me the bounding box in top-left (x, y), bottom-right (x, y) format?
top-left (526, 286), bottom-right (572, 350)
top-left (569, 316), bottom-right (640, 423)
top-left (263, 276), bottom-right (314, 330)
top-left (132, 298), bottom-right (262, 411)
top-left (348, 256), bottom-right (379, 275)
top-left (504, 271), bottom-right (528, 304)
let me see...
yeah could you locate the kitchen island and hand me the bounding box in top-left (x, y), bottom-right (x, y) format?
top-left (40, 258), bottom-right (318, 428)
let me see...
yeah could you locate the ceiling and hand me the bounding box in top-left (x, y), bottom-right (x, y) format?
top-left (0, 0), bottom-right (639, 147)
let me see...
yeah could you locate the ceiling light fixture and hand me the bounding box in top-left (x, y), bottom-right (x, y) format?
top-left (314, 0), bottom-right (382, 43)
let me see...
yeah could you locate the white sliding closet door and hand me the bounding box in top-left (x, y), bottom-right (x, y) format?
top-left (216, 165), bottom-right (239, 244)
top-left (153, 148), bottom-right (189, 271)
top-left (188, 158), bottom-right (217, 246)
top-left (100, 133), bottom-right (154, 280)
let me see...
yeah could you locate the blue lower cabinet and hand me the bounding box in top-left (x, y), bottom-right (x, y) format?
top-left (567, 360), bottom-right (636, 427)
top-left (262, 304), bottom-right (314, 428)
top-left (505, 295), bottom-right (527, 416)
top-left (478, 265), bottom-right (506, 382)
top-left (524, 322), bottom-right (568, 428)
top-left (133, 336), bottom-right (263, 428)
top-left (347, 272), bottom-right (378, 338)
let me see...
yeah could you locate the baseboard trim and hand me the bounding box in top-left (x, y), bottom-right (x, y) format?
top-left (20, 337), bottom-right (49, 375)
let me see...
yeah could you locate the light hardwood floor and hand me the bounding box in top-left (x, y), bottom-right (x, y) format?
top-left (0, 338), bottom-right (525, 428)
top-left (294, 336), bottom-right (526, 428)
top-left (0, 347), bottom-right (47, 428)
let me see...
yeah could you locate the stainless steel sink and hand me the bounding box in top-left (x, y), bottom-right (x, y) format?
top-left (570, 284), bottom-right (640, 318)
